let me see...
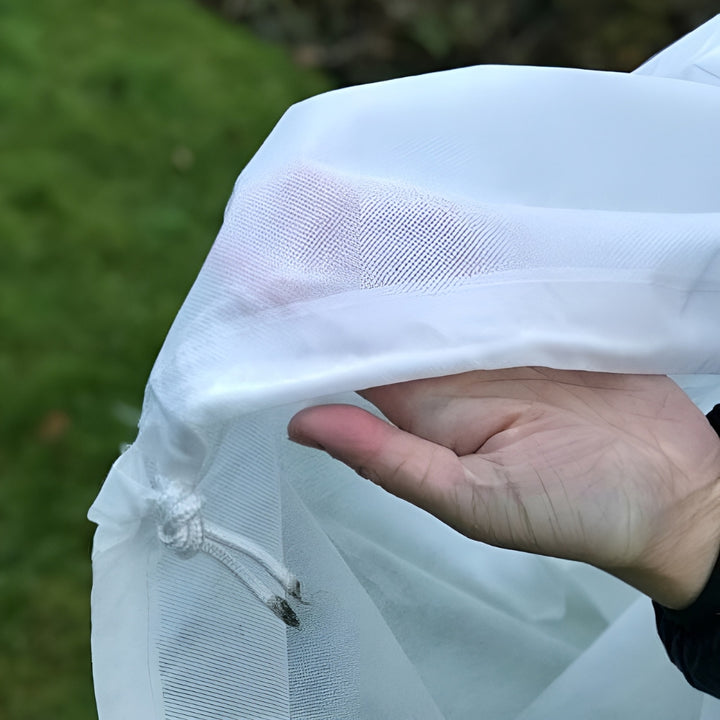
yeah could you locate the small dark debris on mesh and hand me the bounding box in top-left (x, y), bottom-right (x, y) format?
top-left (271, 596), bottom-right (300, 628)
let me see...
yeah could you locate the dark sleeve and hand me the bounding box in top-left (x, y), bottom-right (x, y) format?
top-left (652, 403), bottom-right (720, 698)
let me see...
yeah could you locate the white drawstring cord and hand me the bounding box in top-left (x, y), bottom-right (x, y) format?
top-left (203, 521), bottom-right (302, 600)
top-left (155, 480), bottom-right (301, 627)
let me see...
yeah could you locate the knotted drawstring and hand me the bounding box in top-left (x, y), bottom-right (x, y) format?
top-left (155, 480), bottom-right (301, 627)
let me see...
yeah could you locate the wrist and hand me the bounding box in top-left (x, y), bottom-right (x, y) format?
top-left (612, 404), bottom-right (720, 610)
top-left (610, 499), bottom-right (720, 610)
top-left (655, 549), bottom-right (720, 630)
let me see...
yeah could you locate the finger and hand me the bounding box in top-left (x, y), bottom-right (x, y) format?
top-left (356, 380), bottom-right (432, 434)
top-left (357, 367), bottom-right (540, 417)
top-left (287, 403), bottom-right (468, 520)
top-left (355, 372), bottom-right (498, 431)
top-left (356, 370), bottom-right (548, 454)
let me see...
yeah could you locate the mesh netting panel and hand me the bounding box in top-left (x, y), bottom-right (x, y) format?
top-left (154, 414), bottom-right (289, 719)
top-left (89, 17), bottom-right (720, 720)
top-left (210, 166), bottom-right (720, 313)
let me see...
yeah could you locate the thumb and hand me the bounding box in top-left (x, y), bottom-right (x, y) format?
top-left (287, 404), bottom-right (465, 517)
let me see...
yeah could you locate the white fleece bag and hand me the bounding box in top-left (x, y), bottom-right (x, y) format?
top-left (89, 16), bottom-right (720, 719)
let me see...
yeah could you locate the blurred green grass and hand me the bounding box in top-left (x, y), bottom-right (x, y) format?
top-left (0, 1), bottom-right (328, 717)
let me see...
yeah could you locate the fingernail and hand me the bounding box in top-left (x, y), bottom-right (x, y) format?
top-left (287, 434), bottom-right (327, 452)
top-left (356, 466), bottom-right (379, 484)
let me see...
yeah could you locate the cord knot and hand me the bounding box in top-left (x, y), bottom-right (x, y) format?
top-left (152, 477), bottom-right (302, 627)
top-left (156, 483), bottom-right (204, 558)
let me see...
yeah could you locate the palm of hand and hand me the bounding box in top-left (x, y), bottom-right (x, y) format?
top-left (289, 367), bottom-right (720, 607)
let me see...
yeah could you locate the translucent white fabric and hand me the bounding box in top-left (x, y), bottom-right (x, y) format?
top-left (89, 16), bottom-right (720, 719)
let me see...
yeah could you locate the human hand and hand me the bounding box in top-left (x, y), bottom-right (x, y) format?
top-left (288, 368), bottom-right (720, 609)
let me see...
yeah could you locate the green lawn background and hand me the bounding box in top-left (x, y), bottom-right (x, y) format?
top-left (0, 1), bottom-right (327, 717)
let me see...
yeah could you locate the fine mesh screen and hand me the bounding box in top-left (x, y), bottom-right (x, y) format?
top-left (154, 415), bottom-right (289, 719)
top-left (89, 16), bottom-right (720, 720)
top-left (213, 166), bottom-right (720, 312)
